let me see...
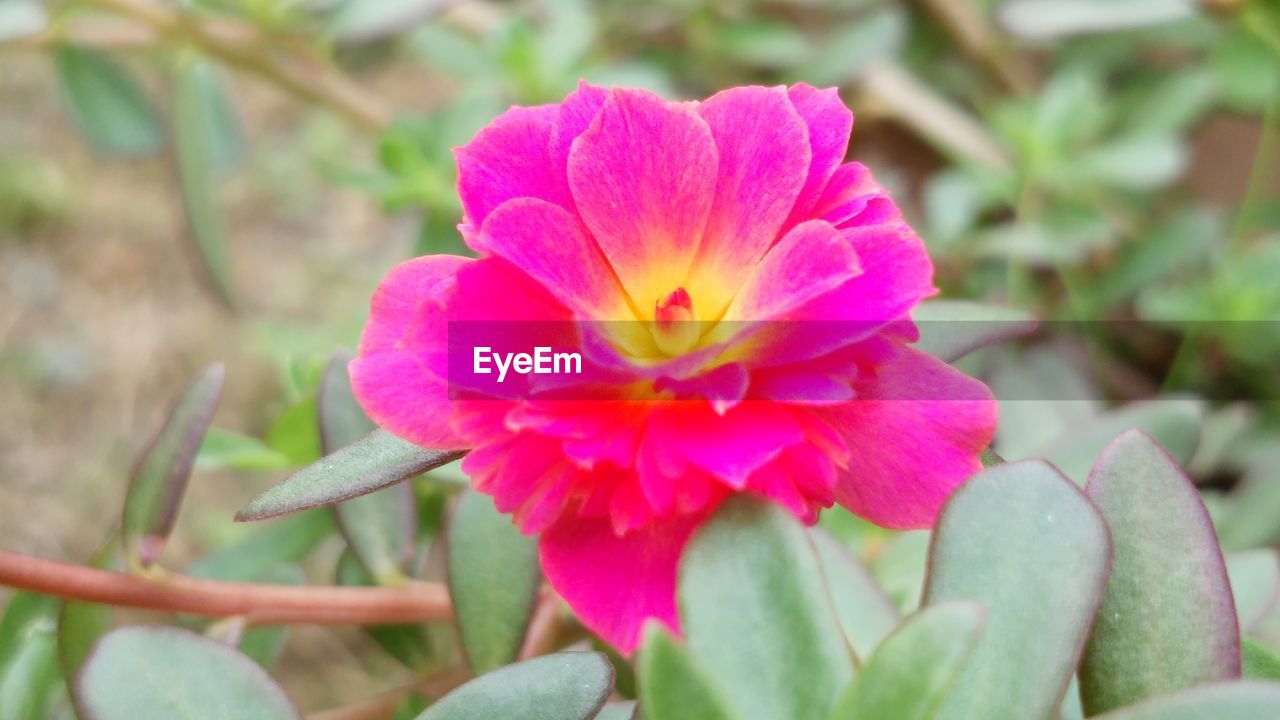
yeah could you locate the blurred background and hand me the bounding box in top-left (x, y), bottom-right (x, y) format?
top-left (2, 0), bottom-right (1278, 710)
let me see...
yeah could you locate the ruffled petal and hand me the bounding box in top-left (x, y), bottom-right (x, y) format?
top-left (782, 84), bottom-right (854, 232)
top-left (567, 88), bottom-right (718, 313)
top-left (819, 344), bottom-right (997, 529)
top-left (550, 81), bottom-right (608, 180)
top-left (473, 197), bottom-right (633, 321)
top-left (539, 509), bottom-right (712, 654)
top-left (686, 86), bottom-right (810, 318)
top-left (350, 255), bottom-right (472, 449)
top-left (455, 105), bottom-right (568, 230)
top-left (722, 219), bottom-right (861, 322)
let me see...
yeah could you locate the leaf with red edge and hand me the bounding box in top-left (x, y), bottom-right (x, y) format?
top-left (122, 363), bottom-right (224, 568)
top-left (320, 351), bottom-right (417, 584)
top-left (924, 460), bottom-right (1111, 720)
top-left (1080, 430), bottom-right (1241, 715)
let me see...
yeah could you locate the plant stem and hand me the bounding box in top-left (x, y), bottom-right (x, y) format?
top-left (518, 589), bottom-right (563, 660)
top-left (84, 0), bottom-right (394, 132)
top-left (0, 548), bottom-right (451, 624)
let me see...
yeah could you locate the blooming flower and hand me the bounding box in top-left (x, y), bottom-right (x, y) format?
top-left (350, 82), bottom-right (997, 654)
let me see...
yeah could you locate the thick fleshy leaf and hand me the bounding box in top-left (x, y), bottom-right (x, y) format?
top-left (1081, 430), bottom-right (1240, 715)
top-left (1218, 462), bottom-right (1280, 551)
top-left (336, 551), bottom-right (434, 670)
top-left (829, 602), bottom-right (984, 720)
top-left (812, 528), bottom-right (901, 659)
top-left (1227, 549), bottom-right (1280, 632)
top-left (925, 461), bottom-right (1111, 720)
top-left (123, 363), bottom-right (224, 568)
top-left (911, 300), bottom-right (1037, 362)
top-left (75, 627), bottom-right (299, 719)
top-left (593, 701), bottom-right (638, 720)
top-left (236, 429), bottom-right (465, 521)
top-left (196, 428), bottom-right (291, 472)
top-left (321, 351), bottom-right (417, 584)
top-left (0, 593), bottom-right (61, 720)
top-left (1242, 637), bottom-right (1280, 680)
top-left (638, 626), bottom-right (736, 720)
top-left (1086, 682), bottom-right (1280, 720)
top-left (54, 44), bottom-right (163, 155)
top-left (57, 543), bottom-right (116, 683)
top-left (188, 510), bottom-right (334, 581)
top-left (870, 530), bottom-right (931, 614)
top-left (680, 497), bottom-right (854, 720)
top-left (1040, 398), bottom-right (1204, 484)
top-left (447, 491), bottom-right (541, 674)
top-left (173, 60), bottom-right (239, 306)
top-left (415, 652), bottom-right (613, 720)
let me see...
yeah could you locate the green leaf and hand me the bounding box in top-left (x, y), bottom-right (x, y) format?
top-left (415, 652), bottom-right (613, 720)
top-left (0, 593), bottom-right (62, 720)
top-left (870, 530), bottom-right (932, 614)
top-left (1086, 682), bottom-right (1280, 720)
top-left (593, 702), bottom-right (637, 720)
top-left (236, 564), bottom-right (304, 670)
top-left (236, 429), bottom-right (465, 521)
top-left (1218, 461), bottom-right (1280, 551)
top-left (57, 543), bottom-right (116, 685)
top-left (172, 59), bottom-right (239, 307)
top-left (1227, 549), bottom-right (1280, 632)
top-left (829, 602), bottom-right (984, 720)
top-left (1081, 430), bottom-right (1241, 714)
top-left (638, 626), bottom-right (736, 720)
top-left (1040, 397), bottom-right (1204, 484)
top-left (925, 461), bottom-right (1111, 720)
top-left (187, 510), bottom-right (334, 581)
top-left (680, 497), bottom-right (854, 720)
top-left (266, 396), bottom-right (323, 466)
top-left (1073, 134), bottom-right (1188, 191)
top-left (336, 551), bottom-right (436, 670)
top-left (75, 626), bottom-right (299, 719)
top-left (54, 45), bottom-right (163, 155)
top-left (796, 8), bottom-right (906, 86)
top-left (321, 351), bottom-right (416, 584)
top-left (911, 300), bottom-right (1037, 363)
top-left (196, 428), bottom-right (291, 472)
top-left (1242, 637), bottom-right (1280, 681)
top-left (812, 528), bottom-right (900, 660)
top-left (447, 491), bottom-right (541, 674)
top-left (123, 363), bottom-right (224, 568)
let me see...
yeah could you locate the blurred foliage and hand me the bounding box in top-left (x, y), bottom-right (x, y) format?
top-left (3, 0), bottom-right (1280, 715)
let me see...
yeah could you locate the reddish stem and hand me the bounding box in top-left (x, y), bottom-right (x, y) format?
top-left (0, 548), bottom-right (452, 625)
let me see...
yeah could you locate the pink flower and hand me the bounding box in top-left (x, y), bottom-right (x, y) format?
top-left (350, 83), bottom-right (997, 654)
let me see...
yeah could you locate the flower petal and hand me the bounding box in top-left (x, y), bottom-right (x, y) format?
top-left (474, 197), bottom-right (632, 321)
top-left (550, 81), bottom-right (608, 180)
top-left (350, 255), bottom-right (472, 449)
top-left (722, 219), bottom-right (861, 322)
top-left (782, 84), bottom-right (854, 232)
top-left (540, 510), bottom-right (712, 654)
top-left (686, 86), bottom-right (810, 318)
top-left (819, 344), bottom-right (997, 529)
top-left (567, 88), bottom-right (718, 313)
top-left (455, 104), bottom-right (568, 230)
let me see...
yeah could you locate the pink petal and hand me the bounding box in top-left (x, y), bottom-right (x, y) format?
top-left (550, 81), bottom-right (608, 180)
top-left (650, 402), bottom-right (805, 488)
top-left (819, 344), bottom-right (997, 529)
top-left (723, 219), bottom-right (862, 321)
top-left (540, 509), bottom-right (712, 654)
top-left (473, 197), bottom-right (630, 321)
top-left (455, 105), bottom-right (568, 230)
top-left (686, 86), bottom-right (810, 318)
top-left (350, 255), bottom-right (472, 450)
top-left (567, 88), bottom-right (718, 311)
top-left (782, 84), bottom-right (854, 232)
